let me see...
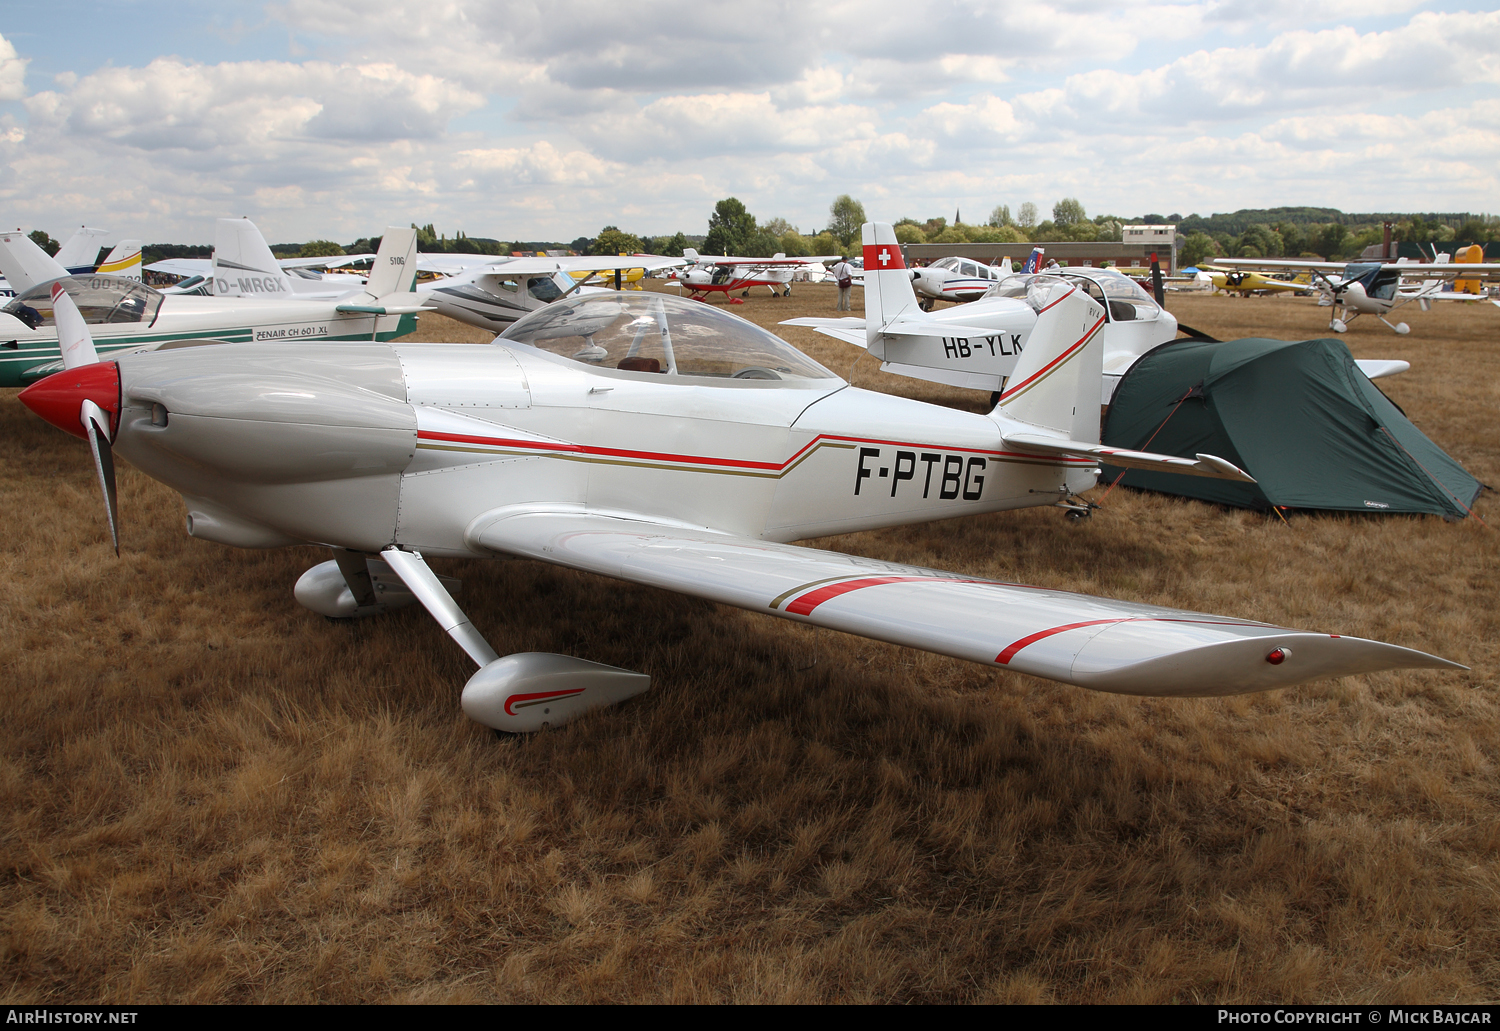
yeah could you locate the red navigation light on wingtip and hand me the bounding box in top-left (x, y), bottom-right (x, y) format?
top-left (1266, 647), bottom-right (1288, 665)
top-left (17, 362), bottom-right (121, 440)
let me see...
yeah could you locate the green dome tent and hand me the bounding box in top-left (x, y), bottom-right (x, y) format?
top-left (1100, 337), bottom-right (1483, 517)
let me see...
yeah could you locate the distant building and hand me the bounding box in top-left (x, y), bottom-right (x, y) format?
top-left (1124, 225), bottom-right (1177, 267)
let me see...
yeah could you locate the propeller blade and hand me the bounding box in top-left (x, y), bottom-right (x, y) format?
top-left (51, 284), bottom-right (100, 370)
top-left (80, 398), bottom-right (119, 554)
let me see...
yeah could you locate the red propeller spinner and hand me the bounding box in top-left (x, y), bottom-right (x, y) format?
top-left (18, 362), bottom-right (120, 440)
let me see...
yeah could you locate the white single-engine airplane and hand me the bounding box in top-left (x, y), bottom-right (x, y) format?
top-left (0, 227), bottom-right (427, 387)
top-left (17, 222), bottom-right (1463, 734)
top-left (1216, 256), bottom-right (1500, 334)
top-left (674, 249), bottom-right (841, 302)
top-left (787, 262), bottom-right (1410, 404)
top-left (910, 252), bottom-right (1031, 310)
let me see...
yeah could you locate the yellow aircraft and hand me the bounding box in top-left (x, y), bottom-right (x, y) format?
top-left (570, 257), bottom-right (648, 290)
top-left (1200, 265), bottom-right (1316, 296)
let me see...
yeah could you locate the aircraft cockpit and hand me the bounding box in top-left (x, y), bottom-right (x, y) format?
top-left (3, 275), bottom-right (165, 329)
top-left (987, 269), bottom-right (1163, 323)
top-left (501, 293), bottom-right (838, 384)
top-left (929, 256), bottom-right (998, 280)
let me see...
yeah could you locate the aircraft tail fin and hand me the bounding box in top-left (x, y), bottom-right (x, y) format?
top-left (0, 230), bottom-right (70, 292)
top-left (860, 222), bottom-right (920, 349)
top-left (212, 217), bottom-right (294, 298)
top-left (54, 227), bottom-right (111, 274)
top-left (96, 240), bottom-right (142, 281)
top-left (1022, 247), bottom-right (1045, 274)
top-left (991, 280), bottom-right (1104, 442)
top-left (683, 247), bottom-right (700, 263)
top-left (362, 227), bottom-right (419, 298)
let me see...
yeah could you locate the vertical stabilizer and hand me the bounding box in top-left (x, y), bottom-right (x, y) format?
top-left (683, 248), bottom-right (700, 263)
top-left (362, 226), bottom-right (420, 298)
top-left (1023, 247), bottom-right (1045, 274)
top-left (54, 227), bottom-right (111, 274)
top-left (0, 231), bottom-right (70, 292)
top-left (96, 240), bottom-right (142, 281)
top-left (213, 218), bottom-right (294, 298)
top-left (993, 282), bottom-right (1105, 442)
top-left (861, 222), bottom-right (920, 349)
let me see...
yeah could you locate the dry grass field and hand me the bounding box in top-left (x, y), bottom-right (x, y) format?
top-left (1, 281), bottom-right (1496, 1003)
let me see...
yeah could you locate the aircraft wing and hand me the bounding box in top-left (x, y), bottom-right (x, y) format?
top-left (1215, 259), bottom-right (1349, 273)
top-left (453, 255), bottom-right (688, 277)
top-left (466, 508), bottom-right (1461, 696)
top-left (144, 258), bottom-right (212, 277)
top-left (278, 253), bottom-right (375, 270)
top-left (699, 255), bottom-right (840, 266)
top-left (418, 254), bottom-right (507, 275)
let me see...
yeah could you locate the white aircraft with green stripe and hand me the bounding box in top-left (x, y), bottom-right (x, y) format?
top-left (0, 224), bottom-right (426, 388)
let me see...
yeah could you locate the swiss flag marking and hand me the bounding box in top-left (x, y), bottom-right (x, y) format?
top-left (862, 243), bottom-right (905, 271)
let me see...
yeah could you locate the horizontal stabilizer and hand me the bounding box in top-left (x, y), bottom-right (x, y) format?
top-left (780, 316), bottom-right (867, 348)
top-left (1354, 359), bottom-right (1410, 380)
top-left (883, 315), bottom-right (1010, 339)
top-left (1002, 432), bottom-right (1256, 482)
top-left (464, 508), bottom-right (1460, 697)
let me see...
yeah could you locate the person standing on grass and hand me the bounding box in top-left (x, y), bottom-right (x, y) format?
top-left (830, 256), bottom-right (854, 311)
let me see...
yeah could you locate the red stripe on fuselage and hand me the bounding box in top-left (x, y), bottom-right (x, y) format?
top-left (416, 429), bottom-right (1096, 473)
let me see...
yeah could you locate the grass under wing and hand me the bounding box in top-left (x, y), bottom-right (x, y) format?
top-left (0, 284), bottom-right (1495, 1002)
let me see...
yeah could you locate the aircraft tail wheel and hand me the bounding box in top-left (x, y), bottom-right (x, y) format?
top-left (462, 652), bottom-right (650, 733)
top-left (1395, 322), bottom-right (1410, 335)
top-left (1331, 319), bottom-right (1347, 333)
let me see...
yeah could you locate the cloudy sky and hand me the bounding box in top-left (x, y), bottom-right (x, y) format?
top-left (0, 1), bottom-right (1495, 244)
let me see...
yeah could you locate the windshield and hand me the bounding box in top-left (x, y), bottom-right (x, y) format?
top-left (4, 275), bottom-right (164, 329)
top-left (501, 292), bottom-right (837, 383)
top-left (1087, 272), bottom-right (1161, 320)
top-left (931, 257), bottom-right (960, 271)
top-left (982, 272), bottom-right (1161, 320)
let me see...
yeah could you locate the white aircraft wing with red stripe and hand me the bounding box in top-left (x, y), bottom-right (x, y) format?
top-left (468, 509), bottom-right (1461, 697)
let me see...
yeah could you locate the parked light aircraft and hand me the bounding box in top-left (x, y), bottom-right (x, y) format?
top-left (17, 221), bottom-right (1462, 733)
top-left (674, 249), bottom-right (841, 302)
top-left (1201, 266), bottom-right (1315, 297)
top-left (0, 227), bottom-right (427, 387)
top-left (415, 254), bottom-right (687, 332)
top-left (1216, 256), bottom-right (1500, 333)
top-left (911, 255), bottom-right (1015, 309)
top-left (786, 257), bottom-right (1408, 404)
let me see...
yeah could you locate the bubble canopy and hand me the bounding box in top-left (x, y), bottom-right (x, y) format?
top-left (500, 293), bottom-right (837, 384)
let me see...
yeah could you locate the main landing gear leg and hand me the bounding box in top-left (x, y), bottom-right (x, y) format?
top-left (379, 548), bottom-right (649, 733)
top-left (1031, 487), bottom-right (1096, 520)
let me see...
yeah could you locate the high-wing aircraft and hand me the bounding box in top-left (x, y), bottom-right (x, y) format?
top-left (0, 227), bottom-right (427, 387)
top-left (674, 249), bottom-right (841, 302)
top-left (786, 258), bottom-right (1408, 403)
top-left (1200, 266), bottom-right (1316, 297)
top-left (415, 254), bottom-right (686, 331)
top-left (16, 221), bottom-right (1462, 734)
top-left (1216, 256), bottom-right (1500, 333)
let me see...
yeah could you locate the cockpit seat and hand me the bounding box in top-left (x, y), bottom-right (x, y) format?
top-left (617, 356), bottom-right (661, 373)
